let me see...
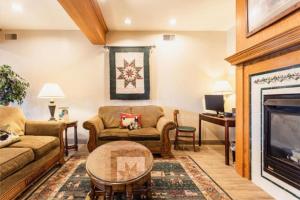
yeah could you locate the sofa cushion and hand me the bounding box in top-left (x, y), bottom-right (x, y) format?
top-left (99, 129), bottom-right (129, 140)
top-left (129, 128), bottom-right (160, 140)
top-left (0, 106), bottom-right (26, 136)
top-left (0, 147), bottom-right (34, 181)
top-left (131, 106), bottom-right (164, 128)
top-left (9, 136), bottom-right (59, 159)
top-left (99, 106), bottom-right (131, 128)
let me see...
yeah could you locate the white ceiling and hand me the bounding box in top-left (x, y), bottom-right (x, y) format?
top-left (0, 0), bottom-right (78, 30)
top-left (98, 0), bottom-right (235, 31)
top-left (0, 0), bottom-right (235, 31)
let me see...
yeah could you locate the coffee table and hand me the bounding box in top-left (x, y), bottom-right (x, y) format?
top-left (86, 141), bottom-right (154, 200)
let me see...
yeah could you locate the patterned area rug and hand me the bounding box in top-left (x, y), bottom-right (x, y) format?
top-left (28, 156), bottom-right (232, 200)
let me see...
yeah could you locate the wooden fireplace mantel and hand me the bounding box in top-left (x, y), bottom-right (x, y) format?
top-left (226, 28), bottom-right (300, 179)
top-left (226, 1), bottom-right (300, 178)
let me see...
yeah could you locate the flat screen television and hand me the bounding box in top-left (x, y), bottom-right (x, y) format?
top-left (205, 95), bottom-right (224, 115)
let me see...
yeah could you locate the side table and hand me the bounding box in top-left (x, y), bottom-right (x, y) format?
top-left (64, 120), bottom-right (78, 156)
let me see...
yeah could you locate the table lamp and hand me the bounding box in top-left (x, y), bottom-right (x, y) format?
top-left (38, 83), bottom-right (65, 121)
top-left (213, 80), bottom-right (233, 95)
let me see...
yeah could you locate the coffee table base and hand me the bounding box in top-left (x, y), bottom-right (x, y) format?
top-left (89, 173), bottom-right (152, 200)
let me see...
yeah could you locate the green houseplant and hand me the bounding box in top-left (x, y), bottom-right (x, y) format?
top-left (0, 65), bottom-right (30, 105)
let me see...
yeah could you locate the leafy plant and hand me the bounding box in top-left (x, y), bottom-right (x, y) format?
top-left (0, 65), bottom-right (30, 105)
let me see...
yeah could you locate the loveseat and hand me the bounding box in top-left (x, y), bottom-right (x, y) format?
top-left (0, 107), bottom-right (65, 200)
top-left (83, 105), bottom-right (176, 157)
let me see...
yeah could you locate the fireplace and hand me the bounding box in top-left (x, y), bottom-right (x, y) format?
top-left (263, 94), bottom-right (300, 190)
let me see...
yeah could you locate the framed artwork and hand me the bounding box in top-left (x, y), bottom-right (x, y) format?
top-left (109, 46), bottom-right (150, 100)
top-left (58, 107), bottom-right (69, 121)
top-left (247, 0), bottom-right (300, 36)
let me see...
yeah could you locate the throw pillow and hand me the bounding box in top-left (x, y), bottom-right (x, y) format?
top-left (0, 125), bottom-right (20, 148)
top-left (0, 106), bottom-right (26, 135)
top-left (120, 113), bottom-right (142, 130)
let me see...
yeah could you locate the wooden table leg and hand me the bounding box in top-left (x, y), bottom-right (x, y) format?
top-left (193, 131), bottom-right (196, 152)
top-left (105, 185), bottom-right (112, 200)
top-left (199, 117), bottom-right (202, 146)
top-left (74, 124), bottom-right (78, 151)
top-left (126, 184), bottom-right (133, 200)
top-left (225, 122), bottom-right (229, 165)
top-left (147, 174), bottom-right (152, 199)
top-left (64, 127), bottom-right (68, 156)
top-left (89, 181), bottom-right (96, 200)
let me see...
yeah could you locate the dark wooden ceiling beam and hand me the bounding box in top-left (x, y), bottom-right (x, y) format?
top-left (58, 0), bottom-right (108, 45)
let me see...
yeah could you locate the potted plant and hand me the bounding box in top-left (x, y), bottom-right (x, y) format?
top-left (0, 65), bottom-right (30, 105)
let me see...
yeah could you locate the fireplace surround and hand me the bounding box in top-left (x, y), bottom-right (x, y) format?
top-left (263, 94), bottom-right (300, 190)
top-left (250, 65), bottom-right (300, 199)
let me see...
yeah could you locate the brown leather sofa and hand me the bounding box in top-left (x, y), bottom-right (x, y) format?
top-left (83, 105), bottom-right (176, 157)
top-left (0, 107), bottom-right (65, 200)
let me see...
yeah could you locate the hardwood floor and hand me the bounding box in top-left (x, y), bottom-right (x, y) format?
top-left (172, 144), bottom-right (274, 200)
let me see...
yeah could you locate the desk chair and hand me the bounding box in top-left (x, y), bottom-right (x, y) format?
top-left (174, 110), bottom-right (197, 152)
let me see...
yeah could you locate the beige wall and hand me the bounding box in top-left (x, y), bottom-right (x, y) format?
top-left (225, 26), bottom-right (236, 115)
top-left (0, 30), bottom-right (235, 142)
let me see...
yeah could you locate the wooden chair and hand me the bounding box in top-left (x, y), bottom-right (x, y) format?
top-left (173, 109), bottom-right (197, 152)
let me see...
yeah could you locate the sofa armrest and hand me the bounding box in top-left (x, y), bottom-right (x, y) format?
top-left (25, 121), bottom-right (65, 137)
top-left (83, 115), bottom-right (104, 152)
top-left (156, 117), bottom-right (176, 157)
top-left (25, 121), bottom-right (65, 164)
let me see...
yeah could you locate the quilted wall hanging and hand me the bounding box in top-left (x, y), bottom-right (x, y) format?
top-left (108, 46), bottom-right (151, 100)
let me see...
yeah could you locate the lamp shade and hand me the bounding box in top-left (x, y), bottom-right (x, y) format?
top-left (213, 80), bottom-right (233, 94)
top-left (38, 83), bottom-right (65, 99)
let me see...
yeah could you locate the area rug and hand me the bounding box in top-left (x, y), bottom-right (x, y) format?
top-left (28, 155), bottom-right (232, 200)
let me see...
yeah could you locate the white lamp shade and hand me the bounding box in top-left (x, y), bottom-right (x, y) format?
top-left (213, 80), bottom-right (233, 94)
top-left (38, 83), bottom-right (65, 99)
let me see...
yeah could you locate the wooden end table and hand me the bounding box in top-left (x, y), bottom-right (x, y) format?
top-left (86, 141), bottom-right (153, 200)
top-left (64, 120), bottom-right (78, 156)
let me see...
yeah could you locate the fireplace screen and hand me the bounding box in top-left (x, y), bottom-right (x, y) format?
top-left (270, 113), bottom-right (300, 165)
top-left (264, 94), bottom-right (300, 189)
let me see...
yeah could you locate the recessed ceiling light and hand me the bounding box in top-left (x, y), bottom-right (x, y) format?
top-left (124, 17), bottom-right (132, 25)
top-left (169, 18), bottom-right (177, 26)
top-left (11, 2), bottom-right (23, 13)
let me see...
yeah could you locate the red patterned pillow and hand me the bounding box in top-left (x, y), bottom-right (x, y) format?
top-left (120, 113), bottom-right (142, 129)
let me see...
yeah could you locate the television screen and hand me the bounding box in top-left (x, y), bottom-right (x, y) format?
top-left (205, 95), bottom-right (224, 113)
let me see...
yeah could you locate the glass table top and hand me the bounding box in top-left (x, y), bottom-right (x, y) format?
top-left (86, 141), bottom-right (153, 184)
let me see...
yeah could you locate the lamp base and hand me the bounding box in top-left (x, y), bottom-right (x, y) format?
top-left (49, 117), bottom-right (56, 121)
top-left (48, 100), bottom-right (56, 121)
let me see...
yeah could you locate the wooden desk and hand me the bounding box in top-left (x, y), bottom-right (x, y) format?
top-left (199, 113), bottom-right (235, 165)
